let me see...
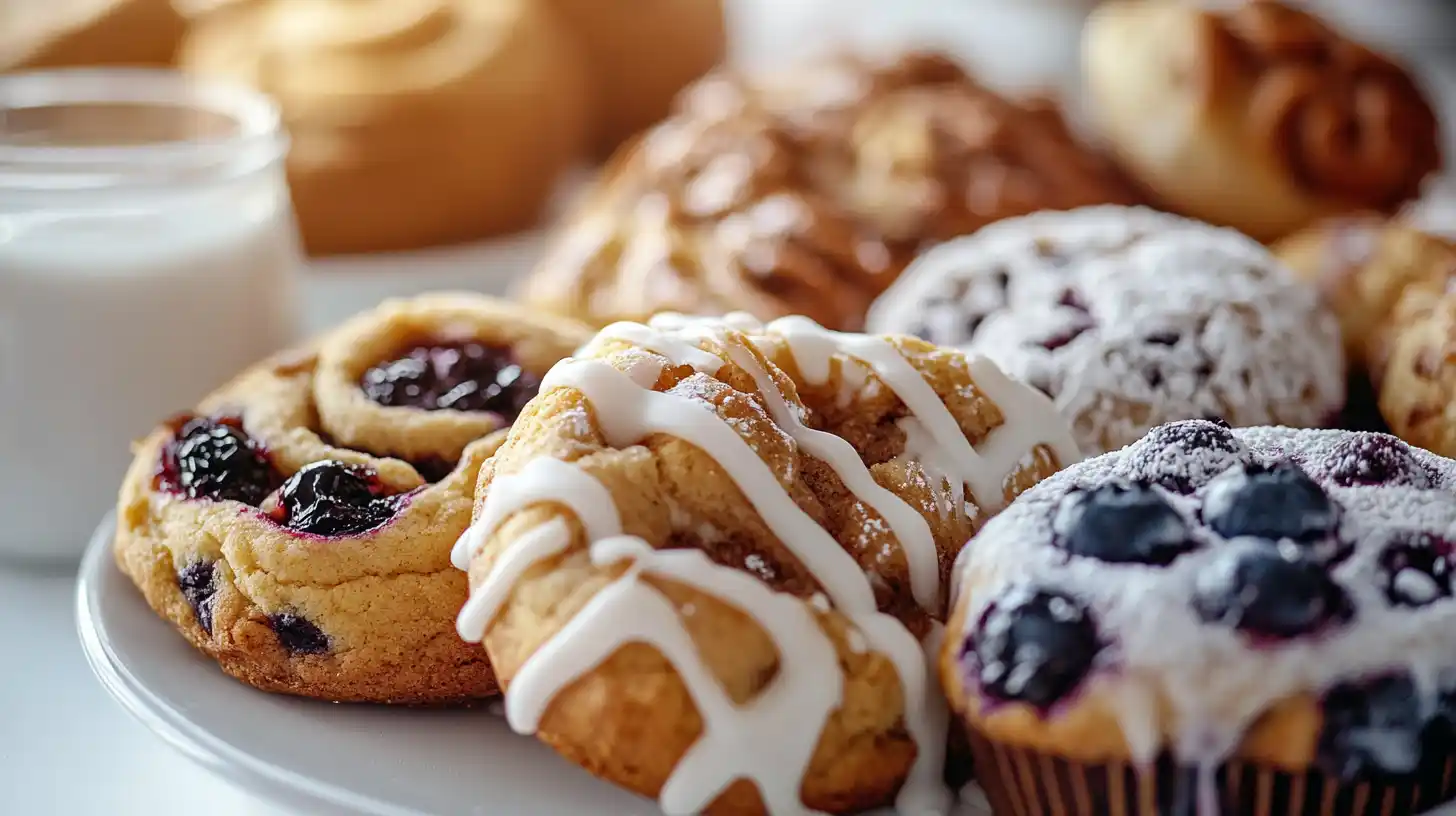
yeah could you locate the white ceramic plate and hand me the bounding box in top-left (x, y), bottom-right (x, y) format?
top-left (75, 515), bottom-right (991, 816)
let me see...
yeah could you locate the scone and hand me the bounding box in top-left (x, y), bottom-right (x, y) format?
top-left (452, 313), bottom-right (1082, 813)
top-left (520, 52), bottom-right (1141, 331)
top-left (180, 0), bottom-right (587, 256)
top-left (545, 0), bottom-right (725, 153)
top-left (1274, 218), bottom-right (1456, 448)
top-left (944, 421), bottom-right (1456, 816)
top-left (1, 0), bottom-right (185, 71)
top-left (867, 206), bottom-right (1346, 455)
top-left (1084, 0), bottom-right (1443, 242)
top-left (113, 294), bottom-right (590, 703)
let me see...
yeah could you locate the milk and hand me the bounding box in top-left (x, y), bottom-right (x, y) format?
top-left (0, 69), bottom-right (302, 561)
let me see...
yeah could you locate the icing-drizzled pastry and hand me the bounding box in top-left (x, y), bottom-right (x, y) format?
top-left (1, 0), bottom-right (185, 71)
top-left (520, 51), bottom-right (1140, 330)
top-left (545, 0), bottom-right (725, 153)
top-left (180, 0), bottom-right (588, 255)
top-left (452, 313), bottom-right (1081, 813)
top-left (113, 294), bottom-right (589, 702)
top-left (1084, 0), bottom-right (1443, 242)
top-left (944, 421), bottom-right (1456, 816)
top-left (867, 206), bottom-right (1346, 456)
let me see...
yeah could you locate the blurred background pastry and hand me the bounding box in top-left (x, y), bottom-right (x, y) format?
top-left (546, 0), bottom-right (725, 154)
top-left (179, 0), bottom-right (589, 256)
top-left (520, 51), bottom-right (1140, 330)
top-left (1084, 0), bottom-right (1443, 242)
top-left (1, 0), bottom-right (185, 71)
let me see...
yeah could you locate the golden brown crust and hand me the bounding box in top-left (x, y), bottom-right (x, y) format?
top-left (1273, 216), bottom-right (1456, 367)
top-left (180, 0), bottom-right (588, 255)
top-left (468, 323), bottom-right (1071, 813)
top-left (544, 0), bottom-right (725, 154)
top-left (113, 294), bottom-right (590, 703)
top-left (1377, 288), bottom-right (1456, 460)
top-left (522, 52), bottom-right (1139, 330)
top-left (1204, 1), bottom-right (1441, 212)
top-left (1085, 0), bottom-right (1442, 242)
top-left (1, 0), bottom-right (185, 71)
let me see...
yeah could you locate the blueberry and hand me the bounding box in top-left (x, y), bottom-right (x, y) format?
top-left (162, 416), bottom-right (279, 505)
top-left (1193, 546), bottom-right (1353, 638)
top-left (963, 587), bottom-right (1101, 709)
top-left (1126, 420), bottom-right (1247, 494)
top-left (362, 342), bottom-right (540, 418)
top-left (1053, 482), bottom-right (1195, 566)
top-left (1202, 463), bottom-right (1341, 547)
top-left (269, 612), bottom-right (329, 655)
top-left (177, 561), bottom-right (218, 635)
top-left (1036, 317), bottom-right (1095, 351)
top-left (1322, 434), bottom-right (1431, 488)
top-left (1381, 533), bottom-right (1453, 608)
top-left (274, 461), bottom-right (399, 537)
top-left (1319, 675), bottom-right (1427, 778)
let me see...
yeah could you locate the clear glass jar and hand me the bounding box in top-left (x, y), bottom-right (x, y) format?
top-left (0, 69), bottom-right (303, 562)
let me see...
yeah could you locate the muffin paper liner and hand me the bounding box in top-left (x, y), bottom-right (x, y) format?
top-left (965, 730), bottom-right (1456, 816)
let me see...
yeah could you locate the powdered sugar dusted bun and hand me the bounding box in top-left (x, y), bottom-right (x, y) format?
top-left (453, 313), bottom-right (1080, 814)
top-left (943, 421), bottom-right (1456, 815)
top-left (867, 206), bottom-right (1346, 455)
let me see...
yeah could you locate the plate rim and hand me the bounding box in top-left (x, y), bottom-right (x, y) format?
top-left (74, 512), bottom-right (425, 816)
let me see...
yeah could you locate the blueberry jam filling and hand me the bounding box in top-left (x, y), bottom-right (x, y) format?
top-left (159, 416), bottom-right (279, 505)
top-left (1323, 433), bottom-right (1431, 488)
top-left (1319, 675), bottom-right (1429, 779)
top-left (361, 342), bottom-right (540, 417)
top-left (1192, 545), bottom-right (1353, 639)
top-left (963, 587), bottom-right (1101, 709)
top-left (269, 612), bottom-right (329, 655)
top-left (1380, 533), bottom-right (1453, 608)
top-left (272, 460), bottom-right (401, 537)
top-left (1052, 482), bottom-right (1195, 566)
top-left (1202, 462), bottom-right (1341, 554)
top-left (1127, 419), bottom-right (1246, 494)
top-left (177, 561), bottom-right (219, 635)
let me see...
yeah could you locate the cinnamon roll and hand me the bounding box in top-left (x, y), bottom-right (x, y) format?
top-left (521, 52), bottom-right (1141, 330)
top-left (1, 0), bottom-right (185, 71)
top-left (1084, 0), bottom-right (1442, 242)
top-left (180, 0), bottom-right (588, 255)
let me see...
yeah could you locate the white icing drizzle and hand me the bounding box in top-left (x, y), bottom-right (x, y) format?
top-left (454, 315), bottom-right (1081, 815)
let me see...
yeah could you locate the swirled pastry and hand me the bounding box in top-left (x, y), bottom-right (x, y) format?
top-left (1084, 0), bottom-right (1442, 242)
top-left (545, 0), bottom-right (724, 153)
top-left (521, 52), bottom-right (1141, 330)
top-left (113, 294), bottom-right (589, 702)
top-left (180, 0), bottom-right (587, 255)
top-left (453, 313), bottom-right (1081, 813)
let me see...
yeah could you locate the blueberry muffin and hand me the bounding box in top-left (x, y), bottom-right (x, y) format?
top-left (867, 206), bottom-right (1346, 455)
top-left (452, 312), bottom-right (1081, 813)
top-left (1084, 0), bottom-right (1442, 242)
top-left (519, 51), bottom-right (1140, 331)
top-left (943, 420), bottom-right (1456, 816)
top-left (113, 294), bottom-right (590, 703)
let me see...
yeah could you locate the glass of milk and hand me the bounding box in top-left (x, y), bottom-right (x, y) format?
top-left (0, 69), bottom-right (303, 563)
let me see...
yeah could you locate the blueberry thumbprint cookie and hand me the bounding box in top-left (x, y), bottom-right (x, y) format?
top-left (452, 313), bottom-right (1081, 813)
top-left (867, 207), bottom-right (1346, 455)
top-left (114, 294), bottom-right (590, 703)
top-left (943, 420), bottom-right (1456, 816)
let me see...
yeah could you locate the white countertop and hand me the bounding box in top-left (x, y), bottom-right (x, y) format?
top-left (3, 3), bottom-right (1455, 814)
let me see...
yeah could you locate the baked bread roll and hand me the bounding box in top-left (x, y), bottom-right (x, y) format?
top-left (545, 0), bottom-right (725, 153)
top-left (1, 0), bottom-right (185, 71)
top-left (180, 0), bottom-right (588, 256)
top-left (522, 52), bottom-right (1141, 330)
top-left (1085, 0), bottom-right (1442, 242)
